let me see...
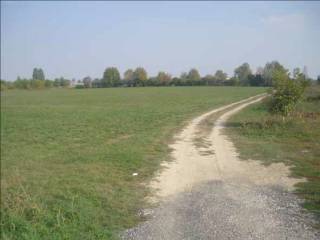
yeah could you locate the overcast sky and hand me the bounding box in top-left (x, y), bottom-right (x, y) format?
top-left (1, 1), bottom-right (320, 81)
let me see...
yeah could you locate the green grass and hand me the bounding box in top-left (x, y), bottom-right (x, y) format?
top-left (1, 87), bottom-right (265, 239)
top-left (226, 85), bottom-right (320, 224)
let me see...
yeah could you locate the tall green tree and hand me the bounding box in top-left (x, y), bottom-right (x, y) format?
top-left (102, 67), bottom-right (120, 87)
top-left (179, 72), bottom-right (188, 85)
top-left (157, 71), bottom-right (172, 86)
top-left (54, 77), bottom-right (70, 87)
top-left (262, 61), bottom-right (288, 86)
top-left (187, 68), bottom-right (201, 81)
top-left (32, 68), bottom-right (45, 81)
top-left (214, 70), bottom-right (227, 85)
top-left (124, 69), bottom-right (134, 86)
top-left (234, 63), bottom-right (252, 85)
top-left (83, 76), bottom-right (92, 88)
top-left (133, 67), bottom-right (148, 86)
top-left (54, 78), bottom-right (61, 87)
top-left (214, 70), bottom-right (227, 81)
top-left (32, 68), bottom-right (38, 80)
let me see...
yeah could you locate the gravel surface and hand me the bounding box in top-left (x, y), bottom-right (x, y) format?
top-left (124, 181), bottom-right (318, 240)
top-left (122, 95), bottom-right (319, 240)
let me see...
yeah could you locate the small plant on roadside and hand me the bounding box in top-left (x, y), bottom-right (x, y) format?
top-left (268, 70), bottom-right (308, 116)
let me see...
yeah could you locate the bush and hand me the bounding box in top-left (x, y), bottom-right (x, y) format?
top-left (75, 85), bottom-right (85, 89)
top-left (268, 71), bottom-right (308, 116)
top-left (31, 79), bottom-right (45, 89)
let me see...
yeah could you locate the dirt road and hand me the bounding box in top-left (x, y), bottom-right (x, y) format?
top-left (123, 95), bottom-right (319, 240)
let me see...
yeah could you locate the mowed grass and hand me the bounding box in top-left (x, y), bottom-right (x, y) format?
top-left (226, 85), bottom-right (320, 225)
top-left (1, 87), bottom-right (265, 239)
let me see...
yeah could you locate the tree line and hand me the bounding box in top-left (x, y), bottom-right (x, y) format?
top-left (1, 61), bottom-right (317, 90)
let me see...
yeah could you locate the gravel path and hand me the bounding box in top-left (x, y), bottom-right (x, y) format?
top-left (123, 95), bottom-right (319, 240)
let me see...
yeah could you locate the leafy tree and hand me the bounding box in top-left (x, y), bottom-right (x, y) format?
top-left (133, 67), bottom-right (148, 86)
top-left (32, 79), bottom-right (45, 89)
top-left (256, 66), bottom-right (264, 75)
top-left (102, 67), bottom-right (120, 87)
top-left (187, 68), bottom-right (201, 83)
top-left (248, 74), bottom-right (264, 86)
top-left (39, 69), bottom-right (45, 81)
top-left (32, 69), bottom-right (37, 80)
top-left (268, 70), bottom-right (308, 116)
top-left (14, 77), bottom-right (31, 89)
top-left (228, 77), bottom-right (238, 86)
top-left (145, 77), bottom-right (157, 86)
top-left (124, 69), bottom-right (134, 86)
top-left (32, 68), bottom-right (45, 81)
top-left (317, 75), bottom-right (320, 85)
top-left (53, 78), bottom-right (60, 87)
top-left (92, 78), bottom-right (102, 88)
top-left (262, 61), bottom-right (288, 86)
top-left (214, 70), bottom-right (227, 81)
top-left (157, 71), bottom-right (171, 86)
top-left (234, 63), bottom-right (252, 86)
top-left (124, 69), bottom-right (134, 81)
top-left (44, 80), bottom-right (53, 88)
top-left (61, 78), bottom-right (71, 87)
top-left (171, 77), bottom-right (182, 86)
top-left (203, 75), bottom-right (215, 86)
top-left (179, 72), bottom-right (188, 85)
top-left (83, 76), bottom-right (92, 88)
top-left (54, 77), bottom-right (70, 87)
top-left (214, 70), bottom-right (228, 85)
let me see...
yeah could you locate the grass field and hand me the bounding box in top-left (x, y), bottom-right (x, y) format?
top-left (1, 87), bottom-right (265, 239)
top-left (226, 85), bottom-right (320, 226)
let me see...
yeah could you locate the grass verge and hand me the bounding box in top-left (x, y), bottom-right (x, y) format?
top-left (226, 85), bottom-right (320, 226)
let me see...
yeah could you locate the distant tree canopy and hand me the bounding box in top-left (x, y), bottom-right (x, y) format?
top-left (14, 77), bottom-right (32, 89)
top-left (234, 63), bottom-right (252, 86)
top-left (133, 67), bottom-right (148, 86)
top-left (92, 78), bottom-right (102, 88)
top-left (201, 70), bottom-right (228, 86)
top-left (54, 77), bottom-right (70, 87)
top-left (214, 70), bottom-right (228, 83)
top-left (176, 68), bottom-right (201, 86)
top-left (32, 68), bottom-right (45, 81)
top-left (156, 71), bottom-right (172, 86)
top-left (1, 61), bottom-right (315, 90)
top-left (262, 61), bottom-right (288, 86)
top-left (83, 76), bottom-right (92, 88)
top-left (102, 67), bottom-right (120, 87)
top-left (124, 69), bottom-right (134, 86)
top-left (188, 68), bottom-right (201, 82)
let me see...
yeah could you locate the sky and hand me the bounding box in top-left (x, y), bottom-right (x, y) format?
top-left (1, 1), bottom-right (320, 81)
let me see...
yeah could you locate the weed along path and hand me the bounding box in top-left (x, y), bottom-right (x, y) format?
top-left (123, 95), bottom-right (319, 240)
